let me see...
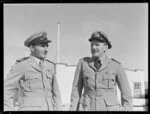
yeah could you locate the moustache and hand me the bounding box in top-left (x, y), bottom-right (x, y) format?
top-left (44, 51), bottom-right (48, 54)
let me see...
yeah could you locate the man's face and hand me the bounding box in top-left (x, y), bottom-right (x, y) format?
top-left (30, 43), bottom-right (49, 59)
top-left (90, 40), bottom-right (108, 58)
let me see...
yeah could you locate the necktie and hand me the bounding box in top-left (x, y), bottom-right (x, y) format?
top-left (94, 59), bottom-right (101, 70)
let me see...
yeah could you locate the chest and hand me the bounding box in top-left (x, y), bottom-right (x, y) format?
top-left (23, 65), bottom-right (54, 80)
top-left (82, 62), bottom-right (118, 89)
top-left (18, 65), bottom-right (55, 91)
top-left (83, 68), bottom-right (117, 81)
top-left (83, 61), bottom-right (118, 78)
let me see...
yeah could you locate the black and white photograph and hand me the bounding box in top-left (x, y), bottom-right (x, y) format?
top-left (4, 3), bottom-right (148, 111)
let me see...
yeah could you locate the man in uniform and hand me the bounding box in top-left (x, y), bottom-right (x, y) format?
top-left (69, 31), bottom-right (133, 111)
top-left (4, 31), bottom-right (62, 111)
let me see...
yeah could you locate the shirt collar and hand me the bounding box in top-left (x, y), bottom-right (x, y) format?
top-left (92, 54), bottom-right (110, 65)
top-left (101, 55), bottom-right (111, 65)
top-left (30, 55), bottom-right (41, 65)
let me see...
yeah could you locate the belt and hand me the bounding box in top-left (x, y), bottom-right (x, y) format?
top-left (85, 89), bottom-right (103, 97)
top-left (84, 88), bottom-right (115, 98)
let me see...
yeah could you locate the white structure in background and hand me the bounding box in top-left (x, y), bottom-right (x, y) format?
top-left (55, 64), bottom-right (146, 111)
top-left (116, 69), bottom-right (146, 111)
top-left (117, 68), bottom-right (145, 99)
top-left (56, 63), bottom-right (76, 105)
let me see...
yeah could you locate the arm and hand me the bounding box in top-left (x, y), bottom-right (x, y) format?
top-left (52, 72), bottom-right (63, 110)
top-left (116, 64), bottom-right (133, 111)
top-left (69, 59), bottom-right (84, 111)
top-left (4, 63), bottom-right (23, 111)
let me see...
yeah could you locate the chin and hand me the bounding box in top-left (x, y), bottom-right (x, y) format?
top-left (92, 53), bottom-right (98, 57)
top-left (43, 56), bottom-right (46, 59)
top-left (40, 55), bottom-right (46, 59)
top-left (92, 55), bottom-right (98, 58)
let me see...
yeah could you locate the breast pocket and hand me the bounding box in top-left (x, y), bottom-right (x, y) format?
top-left (45, 70), bottom-right (53, 79)
top-left (19, 71), bottom-right (43, 91)
top-left (102, 71), bottom-right (116, 89)
top-left (44, 70), bottom-right (54, 87)
top-left (83, 72), bottom-right (95, 88)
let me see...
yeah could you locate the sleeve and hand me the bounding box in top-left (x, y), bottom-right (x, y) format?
top-left (116, 64), bottom-right (133, 111)
top-left (4, 63), bottom-right (23, 111)
top-left (52, 68), bottom-right (63, 111)
top-left (69, 59), bottom-right (84, 111)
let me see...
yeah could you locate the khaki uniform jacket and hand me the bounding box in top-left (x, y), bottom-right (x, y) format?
top-left (4, 56), bottom-right (62, 111)
top-left (69, 56), bottom-right (133, 111)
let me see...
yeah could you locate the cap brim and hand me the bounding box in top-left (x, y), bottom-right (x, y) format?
top-left (88, 38), bottom-right (105, 42)
top-left (34, 39), bottom-right (52, 44)
top-left (28, 40), bottom-right (52, 47)
top-left (88, 37), bottom-right (112, 49)
top-left (41, 40), bottom-right (52, 43)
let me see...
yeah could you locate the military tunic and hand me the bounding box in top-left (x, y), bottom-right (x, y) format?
top-left (4, 56), bottom-right (62, 111)
top-left (69, 56), bottom-right (133, 111)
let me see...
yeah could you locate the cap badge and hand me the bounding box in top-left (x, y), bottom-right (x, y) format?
top-left (92, 32), bottom-right (100, 38)
top-left (40, 37), bottom-right (44, 40)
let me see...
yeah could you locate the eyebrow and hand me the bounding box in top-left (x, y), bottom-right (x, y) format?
top-left (35, 44), bottom-right (49, 47)
top-left (91, 42), bottom-right (100, 45)
top-left (42, 44), bottom-right (49, 47)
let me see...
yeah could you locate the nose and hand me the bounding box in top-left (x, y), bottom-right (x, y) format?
top-left (44, 46), bottom-right (48, 52)
top-left (92, 44), bottom-right (96, 49)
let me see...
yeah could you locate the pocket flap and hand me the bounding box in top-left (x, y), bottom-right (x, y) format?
top-left (103, 72), bottom-right (111, 79)
top-left (45, 70), bottom-right (54, 79)
top-left (25, 72), bottom-right (41, 80)
top-left (104, 95), bottom-right (120, 106)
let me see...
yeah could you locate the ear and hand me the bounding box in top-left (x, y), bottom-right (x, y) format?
top-left (29, 45), bottom-right (34, 52)
top-left (104, 43), bottom-right (108, 52)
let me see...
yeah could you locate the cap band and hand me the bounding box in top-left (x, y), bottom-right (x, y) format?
top-left (29, 36), bottom-right (49, 46)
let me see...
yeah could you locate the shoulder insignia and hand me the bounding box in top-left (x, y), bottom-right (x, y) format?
top-left (16, 57), bottom-right (29, 63)
top-left (111, 58), bottom-right (121, 64)
top-left (83, 57), bottom-right (92, 62)
top-left (45, 59), bottom-right (55, 65)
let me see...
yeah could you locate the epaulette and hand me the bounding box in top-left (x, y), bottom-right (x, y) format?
top-left (45, 59), bottom-right (55, 65)
top-left (83, 57), bottom-right (92, 62)
top-left (16, 57), bottom-right (29, 63)
top-left (111, 58), bottom-right (121, 64)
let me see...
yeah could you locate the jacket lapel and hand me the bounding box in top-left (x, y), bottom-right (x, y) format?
top-left (98, 56), bottom-right (111, 72)
top-left (28, 56), bottom-right (42, 72)
top-left (88, 57), bottom-right (97, 71)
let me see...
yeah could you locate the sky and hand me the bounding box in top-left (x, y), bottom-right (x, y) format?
top-left (4, 3), bottom-right (148, 81)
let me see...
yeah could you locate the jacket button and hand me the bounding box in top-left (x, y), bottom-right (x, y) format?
top-left (95, 72), bottom-right (98, 76)
top-left (96, 97), bottom-right (100, 100)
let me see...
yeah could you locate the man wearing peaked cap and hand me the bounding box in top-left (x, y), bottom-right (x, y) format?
top-left (70, 31), bottom-right (133, 111)
top-left (24, 31), bottom-right (51, 47)
top-left (4, 31), bottom-right (62, 111)
top-left (88, 31), bottom-right (112, 49)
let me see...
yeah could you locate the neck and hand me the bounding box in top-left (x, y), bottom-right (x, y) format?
top-left (99, 53), bottom-right (106, 61)
top-left (30, 54), bottom-right (43, 61)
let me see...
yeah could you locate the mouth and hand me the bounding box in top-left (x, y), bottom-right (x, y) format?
top-left (41, 52), bottom-right (47, 57)
top-left (92, 50), bottom-right (98, 53)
